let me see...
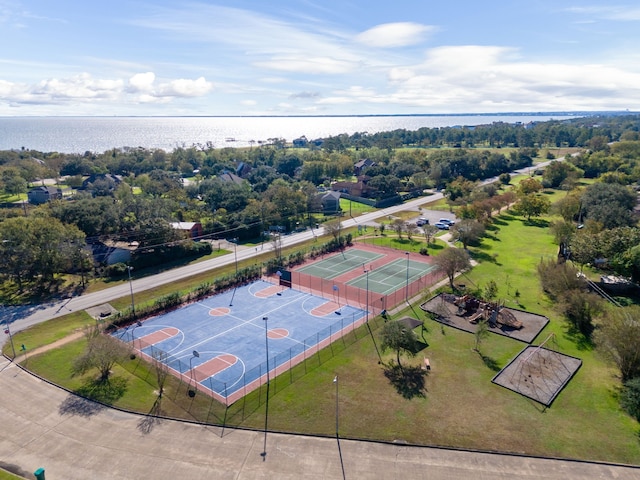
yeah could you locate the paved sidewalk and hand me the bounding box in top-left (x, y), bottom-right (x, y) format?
top-left (1, 358), bottom-right (638, 480)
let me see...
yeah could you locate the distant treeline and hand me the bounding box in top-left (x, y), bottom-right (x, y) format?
top-left (316, 114), bottom-right (640, 151)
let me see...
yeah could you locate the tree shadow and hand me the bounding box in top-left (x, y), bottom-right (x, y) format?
top-left (562, 325), bottom-right (594, 351)
top-left (478, 353), bottom-right (501, 372)
top-left (59, 394), bottom-right (105, 417)
top-left (74, 376), bottom-right (128, 405)
top-left (383, 363), bottom-right (427, 399)
top-left (523, 218), bottom-right (550, 228)
top-left (138, 396), bottom-right (164, 435)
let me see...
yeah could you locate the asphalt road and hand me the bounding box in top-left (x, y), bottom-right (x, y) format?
top-left (1, 358), bottom-right (638, 480)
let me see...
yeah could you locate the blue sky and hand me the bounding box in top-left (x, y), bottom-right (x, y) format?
top-left (1, 0), bottom-right (639, 116)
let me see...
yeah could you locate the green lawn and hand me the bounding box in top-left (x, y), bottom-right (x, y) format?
top-left (10, 202), bottom-right (640, 465)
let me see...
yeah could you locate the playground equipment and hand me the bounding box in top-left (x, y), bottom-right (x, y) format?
top-left (451, 295), bottom-right (523, 330)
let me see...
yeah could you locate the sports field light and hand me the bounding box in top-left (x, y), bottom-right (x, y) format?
top-left (126, 265), bottom-right (136, 319)
top-left (364, 270), bottom-right (369, 323)
top-left (188, 350), bottom-right (200, 397)
top-left (261, 316), bottom-right (270, 460)
top-left (405, 252), bottom-right (410, 302)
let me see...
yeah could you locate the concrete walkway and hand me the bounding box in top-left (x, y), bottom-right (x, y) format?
top-left (1, 358), bottom-right (638, 480)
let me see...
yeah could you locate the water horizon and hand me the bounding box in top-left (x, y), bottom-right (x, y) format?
top-left (0, 112), bottom-right (597, 154)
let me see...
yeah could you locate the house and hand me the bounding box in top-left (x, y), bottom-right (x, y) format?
top-left (235, 162), bottom-right (252, 178)
top-left (27, 186), bottom-right (63, 204)
top-left (354, 158), bottom-right (375, 176)
top-left (80, 174), bottom-right (122, 195)
top-left (293, 136), bottom-right (308, 148)
top-left (320, 191), bottom-right (341, 214)
top-left (171, 222), bottom-right (204, 239)
top-left (331, 176), bottom-right (373, 198)
top-left (92, 240), bottom-right (138, 265)
top-left (218, 171), bottom-right (245, 185)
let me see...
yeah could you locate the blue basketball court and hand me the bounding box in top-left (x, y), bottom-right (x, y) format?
top-left (116, 280), bottom-right (366, 403)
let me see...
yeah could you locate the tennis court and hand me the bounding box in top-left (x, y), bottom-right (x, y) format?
top-left (116, 280), bottom-right (366, 404)
top-left (296, 249), bottom-right (384, 279)
top-left (346, 257), bottom-right (438, 295)
top-left (288, 244), bottom-right (443, 313)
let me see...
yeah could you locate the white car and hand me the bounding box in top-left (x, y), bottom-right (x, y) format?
top-left (434, 222), bottom-right (450, 230)
top-left (439, 218), bottom-right (455, 226)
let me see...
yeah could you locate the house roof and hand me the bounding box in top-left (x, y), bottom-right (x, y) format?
top-left (322, 191), bottom-right (341, 200)
top-left (171, 222), bottom-right (200, 230)
top-left (218, 172), bottom-right (245, 185)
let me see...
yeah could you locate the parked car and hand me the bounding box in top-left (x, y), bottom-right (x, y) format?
top-left (434, 222), bottom-right (450, 230)
top-left (439, 218), bottom-right (455, 226)
top-left (416, 217), bottom-right (429, 226)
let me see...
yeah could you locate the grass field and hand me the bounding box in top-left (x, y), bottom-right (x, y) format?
top-left (8, 199), bottom-right (640, 465)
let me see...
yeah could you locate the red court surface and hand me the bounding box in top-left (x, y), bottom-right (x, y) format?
top-left (192, 354), bottom-right (238, 382)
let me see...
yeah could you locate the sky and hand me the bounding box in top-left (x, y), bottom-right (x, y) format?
top-left (1, 0), bottom-right (639, 116)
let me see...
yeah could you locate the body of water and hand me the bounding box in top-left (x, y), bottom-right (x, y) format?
top-left (0, 114), bottom-right (580, 154)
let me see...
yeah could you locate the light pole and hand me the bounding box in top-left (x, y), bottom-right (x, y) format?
top-left (229, 238), bottom-right (238, 274)
top-left (405, 252), bottom-right (410, 302)
top-left (189, 350), bottom-right (200, 397)
top-left (334, 375), bottom-right (339, 437)
top-left (261, 316), bottom-right (270, 460)
top-left (3, 315), bottom-right (16, 360)
top-left (126, 265), bottom-right (136, 318)
top-left (334, 374), bottom-right (346, 480)
top-left (365, 270), bottom-right (369, 323)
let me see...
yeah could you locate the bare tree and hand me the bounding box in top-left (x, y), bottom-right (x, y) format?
top-left (405, 223), bottom-right (417, 242)
top-left (324, 220), bottom-right (341, 241)
top-left (72, 325), bottom-right (131, 382)
top-left (271, 233), bottom-right (283, 263)
top-left (391, 218), bottom-right (405, 239)
top-left (152, 350), bottom-right (170, 398)
top-left (423, 224), bottom-right (439, 246)
top-left (433, 248), bottom-right (472, 289)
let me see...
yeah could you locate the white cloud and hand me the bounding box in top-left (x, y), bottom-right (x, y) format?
top-left (254, 56), bottom-right (356, 75)
top-left (0, 71), bottom-right (213, 108)
top-left (565, 5), bottom-right (640, 21)
top-left (128, 72), bottom-right (155, 92)
top-left (355, 22), bottom-right (433, 48)
top-left (157, 77), bottom-right (212, 97)
top-left (377, 45), bottom-right (640, 112)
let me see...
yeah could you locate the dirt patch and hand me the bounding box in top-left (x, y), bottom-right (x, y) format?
top-left (492, 346), bottom-right (582, 406)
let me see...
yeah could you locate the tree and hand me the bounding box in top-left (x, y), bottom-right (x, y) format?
top-left (595, 306), bottom-right (640, 383)
top-left (517, 177), bottom-right (543, 196)
top-left (324, 220), bottom-right (342, 241)
top-left (450, 219), bottom-right (485, 249)
top-left (498, 173), bottom-right (511, 185)
top-left (391, 218), bottom-right (405, 239)
top-left (152, 350), bottom-right (170, 398)
top-left (537, 258), bottom-right (585, 300)
top-left (380, 320), bottom-right (419, 371)
top-left (422, 224), bottom-right (439, 246)
top-left (0, 216), bottom-right (86, 289)
top-left (580, 182), bottom-right (637, 229)
top-left (433, 248), bottom-right (472, 289)
top-left (474, 319), bottom-right (490, 353)
top-left (542, 160), bottom-right (582, 189)
top-left (620, 377), bottom-right (640, 421)
top-left (72, 325), bottom-right (131, 382)
top-left (559, 289), bottom-right (603, 337)
top-left (513, 193), bottom-right (550, 221)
